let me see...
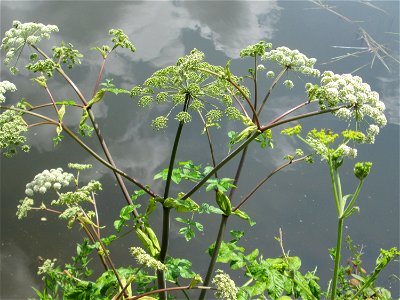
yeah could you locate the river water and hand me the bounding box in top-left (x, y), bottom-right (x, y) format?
top-left (1, 1), bottom-right (399, 298)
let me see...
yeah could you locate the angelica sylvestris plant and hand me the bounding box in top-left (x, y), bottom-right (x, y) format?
top-left (1, 20), bottom-right (398, 300)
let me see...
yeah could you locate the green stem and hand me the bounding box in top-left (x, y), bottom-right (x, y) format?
top-left (128, 285), bottom-right (211, 300)
top-left (1, 105), bottom-right (159, 198)
top-left (233, 156), bottom-right (307, 212)
top-left (182, 131), bottom-right (259, 200)
top-left (342, 180), bottom-right (363, 218)
top-left (33, 45), bottom-right (137, 212)
top-left (329, 157), bottom-right (342, 216)
top-left (61, 125), bottom-right (158, 198)
top-left (331, 217), bottom-right (344, 300)
top-left (335, 167), bottom-right (344, 213)
top-left (198, 215), bottom-right (228, 300)
top-left (157, 95), bottom-right (190, 300)
top-left (257, 67), bottom-right (288, 115)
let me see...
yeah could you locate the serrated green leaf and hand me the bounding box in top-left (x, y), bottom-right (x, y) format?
top-left (287, 256), bottom-right (301, 271)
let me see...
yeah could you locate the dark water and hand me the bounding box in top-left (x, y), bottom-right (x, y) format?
top-left (1, 1), bottom-right (399, 299)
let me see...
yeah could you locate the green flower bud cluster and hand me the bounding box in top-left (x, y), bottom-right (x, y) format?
top-left (283, 79), bottom-right (294, 89)
top-left (51, 180), bottom-right (101, 206)
top-left (131, 48), bottom-right (246, 129)
top-left (266, 70), bottom-right (275, 78)
top-left (16, 197), bottom-right (34, 219)
top-left (24, 168), bottom-right (75, 197)
top-left (59, 206), bottom-right (81, 228)
top-left (130, 247), bottom-right (167, 271)
top-left (0, 108), bottom-right (29, 157)
top-left (26, 58), bottom-right (59, 77)
top-left (239, 41), bottom-right (272, 58)
top-left (189, 99), bottom-right (204, 111)
top-left (206, 109), bottom-right (223, 123)
top-left (175, 111), bottom-right (192, 124)
top-left (151, 116), bottom-right (168, 130)
top-left (138, 95), bottom-right (153, 108)
top-left (52, 42), bottom-right (83, 69)
top-left (262, 46), bottom-right (320, 77)
top-left (0, 80), bottom-right (17, 103)
top-left (212, 269), bottom-right (238, 300)
top-left (109, 29), bottom-right (136, 53)
top-left (225, 106), bottom-right (241, 120)
top-left (305, 129), bottom-right (338, 160)
top-left (1, 21), bottom-right (59, 72)
top-left (354, 162), bottom-right (372, 180)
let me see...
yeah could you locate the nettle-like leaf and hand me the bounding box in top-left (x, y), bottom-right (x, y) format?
top-left (130, 48), bottom-right (249, 129)
top-left (175, 217), bottom-right (204, 241)
top-left (165, 257), bottom-right (197, 281)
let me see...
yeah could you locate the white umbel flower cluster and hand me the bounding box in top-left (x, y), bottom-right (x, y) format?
top-left (212, 270), bottom-right (238, 300)
top-left (318, 71), bottom-right (387, 128)
top-left (130, 247), bottom-right (167, 271)
top-left (25, 168), bottom-right (75, 196)
top-left (337, 144), bottom-right (358, 159)
top-left (1, 20), bottom-right (59, 67)
top-left (37, 258), bottom-right (57, 277)
top-left (365, 124), bottom-right (380, 144)
top-left (262, 47), bottom-right (320, 77)
top-left (0, 80), bottom-right (17, 103)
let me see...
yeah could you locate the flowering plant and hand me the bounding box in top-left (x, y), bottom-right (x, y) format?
top-left (1, 20), bottom-right (398, 300)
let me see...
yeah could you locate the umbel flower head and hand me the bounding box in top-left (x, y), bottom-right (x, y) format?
top-left (212, 269), bottom-right (238, 300)
top-left (1, 20), bottom-right (59, 73)
top-left (0, 107), bottom-right (29, 157)
top-left (262, 46), bottom-right (320, 77)
top-left (0, 80), bottom-right (17, 103)
top-left (24, 168), bottom-right (75, 197)
top-left (130, 48), bottom-right (248, 130)
top-left (306, 72), bottom-right (386, 143)
top-left (130, 247), bottom-right (167, 271)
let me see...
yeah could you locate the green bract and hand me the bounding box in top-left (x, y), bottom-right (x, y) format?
top-left (130, 48), bottom-right (248, 129)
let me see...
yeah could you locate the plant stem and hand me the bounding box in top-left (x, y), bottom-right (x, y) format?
top-left (342, 180), bottom-right (363, 217)
top-left (33, 45), bottom-right (138, 212)
top-left (44, 86), bottom-right (59, 114)
top-left (233, 156), bottom-right (307, 212)
top-left (182, 131), bottom-right (259, 200)
top-left (128, 285), bottom-right (211, 300)
top-left (92, 58), bottom-right (107, 97)
top-left (331, 217), bottom-right (344, 300)
top-left (61, 125), bottom-right (158, 197)
top-left (229, 146), bottom-right (248, 201)
top-left (157, 95), bottom-right (190, 300)
top-left (257, 67), bottom-right (288, 115)
top-left (2, 105), bottom-right (158, 198)
top-left (253, 56), bottom-right (258, 111)
top-left (198, 215), bottom-right (228, 300)
top-left (329, 158), bottom-right (341, 216)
